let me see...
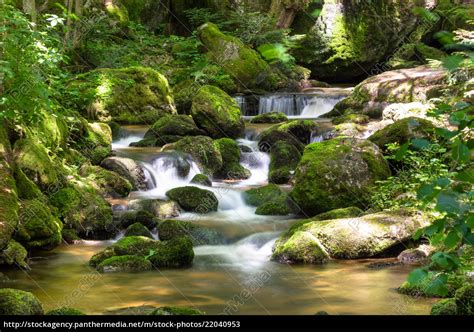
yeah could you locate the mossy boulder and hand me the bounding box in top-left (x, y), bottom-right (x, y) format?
top-left (272, 210), bottom-right (430, 264)
top-left (255, 197), bottom-right (291, 216)
top-left (251, 112), bottom-right (288, 124)
top-left (127, 199), bottom-right (180, 219)
top-left (13, 167), bottom-right (43, 200)
top-left (0, 126), bottom-right (19, 250)
top-left (431, 298), bottom-right (458, 315)
top-left (46, 307), bottom-right (86, 315)
top-left (16, 199), bottom-right (62, 250)
top-left (0, 239), bottom-right (28, 268)
top-left (124, 222), bottom-right (153, 238)
top-left (388, 43), bottom-right (447, 70)
top-left (90, 236), bottom-right (194, 269)
top-left (268, 141), bottom-right (302, 184)
top-left (166, 186), bottom-right (218, 213)
top-left (100, 157), bottom-right (147, 191)
top-left (48, 184), bottom-right (113, 239)
top-left (135, 115), bottom-right (205, 147)
top-left (157, 219), bottom-right (224, 246)
top-left (258, 120), bottom-right (318, 153)
top-left (28, 109), bottom-right (69, 152)
top-left (72, 121), bottom-right (112, 165)
top-left (150, 306), bottom-right (203, 315)
top-left (289, 137), bottom-right (390, 216)
top-left (116, 210), bottom-right (157, 230)
top-left (197, 23), bottom-right (285, 91)
top-left (79, 164), bottom-right (133, 198)
top-left (455, 284), bottom-right (474, 315)
top-left (314, 206), bottom-right (364, 221)
top-left (214, 138), bottom-right (250, 180)
top-left (191, 85), bottom-right (244, 139)
top-left (61, 229), bottom-right (82, 244)
top-left (190, 174), bottom-right (212, 187)
top-left (97, 255), bottom-right (152, 273)
top-left (163, 136), bottom-right (223, 175)
top-left (244, 184), bottom-right (291, 216)
top-left (13, 138), bottom-right (66, 192)
top-left (368, 117), bottom-right (437, 152)
top-left (66, 67), bottom-right (176, 124)
top-left (0, 288), bottom-right (43, 315)
top-left (398, 271), bottom-right (468, 298)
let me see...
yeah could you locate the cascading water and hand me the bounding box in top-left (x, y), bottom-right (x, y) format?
top-left (236, 138), bottom-right (270, 187)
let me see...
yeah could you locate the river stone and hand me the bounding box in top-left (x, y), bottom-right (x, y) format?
top-left (272, 210), bottom-right (430, 264)
top-left (166, 186), bottom-right (218, 213)
top-left (101, 157), bottom-right (147, 190)
top-left (127, 199), bottom-right (180, 219)
top-left (398, 244), bottom-right (434, 266)
top-left (124, 222), bottom-right (153, 238)
top-left (289, 137), bottom-right (390, 216)
top-left (0, 288), bottom-right (44, 315)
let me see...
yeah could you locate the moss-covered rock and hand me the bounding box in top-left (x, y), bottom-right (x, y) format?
top-left (190, 174), bottom-right (212, 187)
top-left (455, 284), bottom-right (474, 315)
top-left (244, 184), bottom-right (284, 206)
top-left (116, 210), bottom-right (157, 230)
top-left (100, 157), bottom-right (147, 191)
top-left (124, 222), bottom-right (153, 238)
top-left (157, 219), bottom-right (224, 245)
top-left (79, 164), bottom-right (133, 198)
top-left (127, 199), bottom-right (180, 219)
top-left (368, 117), bottom-right (437, 152)
top-left (255, 197), bottom-right (291, 216)
top-left (68, 119), bottom-right (112, 165)
top-left (191, 85), bottom-right (244, 139)
top-left (289, 137), bottom-right (390, 216)
top-left (13, 167), bottom-right (43, 200)
top-left (197, 23), bottom-right (285, 91)
top-left (431, 298), bottom-right (458, 315)
top-left (28, 109), bottom-right (69, 152)
top-left (13, 138), bottom-right (66, 192)
top-left (150, 306), bottom-right (203, 315)
top-left (163, 136), bottom-right (223, 175)
top-left (0, 126), bottom-right (19, 250)
top-left (0, 288), bottom-right (43, 315)
top-left (166, 186), bottom-right (218, 213)
top-left (135, 115), bottom-right (205, 147)
top-left (388, 43), bottom-right (447, 70)
top-left (66, 67), bottom-right (176, 124)
top-left (46, 307), bottom-right (86, 315)
top-left (16, 199), bottom-right (62, 250)
top-left (258, 120), bottom-right (318, 153)
top-left (313, 206), bottom-right (364, 221)
top-left (90, 236), bottom-right (194, 269)
top-left (97, 255), bottom-right (152, 273)
top-left (268, 141), bottom-right (301, 184)
top-left (273, 210), bottom-right (430, 263)
top-left (398, 271), bottom-right (467, 298)
top-left (49, 184), bottom-right (113, 240)
top-left (0, 239), bottom-right (28, 268)
top-left (214, 138), bottom-right (250, 180)
top-left (251, 112), bottom-right (288, 124)
top-left (61, 229), bottom-right (82, 244)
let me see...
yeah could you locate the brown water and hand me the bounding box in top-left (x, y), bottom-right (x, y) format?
top-left (0, 125), bottom-right (437, 315)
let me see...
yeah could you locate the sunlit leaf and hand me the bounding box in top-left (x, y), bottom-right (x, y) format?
top-left (444, 231), bottom-right (460, 249)
top-left (407, 268), bottom-right (428, 284)
top-left (452, 141), bottom-right (470, 164)
top-left (436, 192), bottom-right (460, 214)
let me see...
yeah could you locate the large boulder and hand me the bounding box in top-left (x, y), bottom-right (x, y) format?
top-left (100, 157), bottom-right (147, 191)
top-left (368, 117), bottom-right (437, 151)
top-left (272, 210), bottom-right (430, 264)
top-left (90, 235), bottom-right (194, 270)
top-left (0, 239), bottom-right (28, 268)
top-left (127, 199), bottom-right (180, 219)
top-left (268, 141), bottom-right (301, 184)
top-left (289, 137), bottom-right (390, 216)
top-left (79, 164), bottom-right (133, 198)
top-left (157, 219), bottom-right (225, 245)
top-left (66, 67), bottom-right (176, 124)
top-left (133, 115), bottom-right (205, 147)
top-left (197, 23), bottom-right (285, 91)
top-left (68, 120), bottom-right (112, 165)
top-left (295, 1), bottom-right (437, 81)
top-left (258, 120), bottom-right (318, 153)
top-left (329, 66), bottom-right (448, 119)
top-left (214, 138), bottom-right (250, 180)
top-left (0, 288), bottom-right (43, 315)
top-left (166, 186), bottom-right (218, 213)
top-left (243, 184), bottom-right (291, 216)
top-left (250, 112), bottom-right (288, 124)
top-left (163, 136), bottom-right (223, 175)
top-left (15, 199), bottom-right (62, 250)
top-left (191, 85), bottom-right (244, 139)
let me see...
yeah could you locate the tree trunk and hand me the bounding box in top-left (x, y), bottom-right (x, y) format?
top-left (22, 0), bottom-right (36, 22)
top-left (75, 0), bottom-right (84, 17)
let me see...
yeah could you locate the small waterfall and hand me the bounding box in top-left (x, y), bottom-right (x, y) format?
top-left (237, 138), bottom-right (270, 186)
top-left (259, 95), bottom-right (297, 116)
top-left (299, 95), bottom-right (346, 118)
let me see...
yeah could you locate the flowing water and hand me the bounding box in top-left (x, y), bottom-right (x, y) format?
top-left (1, 125), bottom-right (436, 315)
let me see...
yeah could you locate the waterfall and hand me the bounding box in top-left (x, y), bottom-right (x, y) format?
top-left (236, 138), bottom-right (270, 186)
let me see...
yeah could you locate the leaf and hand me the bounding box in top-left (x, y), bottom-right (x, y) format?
top-left (441, 55), bottom-right (465, 72)
top-left (426, 274), bottom-right (449, 297)
top-left (407, 268), bottom-right (428, 284)
top-left (436, 192), bottom-right (460, 214)
top-left (467, 215), bottom-right (474, 229)
top-left (452, 141), bottom-right (470, 164)
top-left (412, 138), bottom-right (431, 150)
top-left (394, 142), bottom-right (410, 161)
top-left (444, 231), bottom-right (460, 249)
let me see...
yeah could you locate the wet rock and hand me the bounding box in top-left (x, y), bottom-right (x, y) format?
top-left (127, 199), bottom-right (180, 219)
top-left (124, 223), bottom-right (153, 239)
top-left (214, 138), bottom-right (250, 181)
top-left (398, 244), bottom-right (434, 266)
top-left (101, 157), bottom-right (147, 190)
top-left (190, 174), bottom-right (212, 187)
top-left (157, 220), bottom-right (225, 246)
top-left (0, 288), bottom-right (43, 315)
top-left (251, 112), bottom-right (288, 124)
top-left (166, 187), bottom-right (218, 213)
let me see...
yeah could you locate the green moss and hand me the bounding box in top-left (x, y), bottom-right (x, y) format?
top-left (148, 236), bottom-right (194, 268)
top-left (398, 271), bottom-right (467, 298)
top-left (272, 230), bottom-right (330, 264)
top-left (190, 174), bottom-right (212, 187)
top-left (455, 284), bottom-right (474, 315)
top-left (251, 112), bottom-right (288, 124)
top-left (116, 210), bottom-right (157, 230)
top-left (16, 200), bottom-right (62, 250)
top-left (79, 164), bottom-right (132, 198)
top-left (66, 67), bottom-right (176, 124)
top-left (289, 137), bottom-right (390, 216)
top-left (313, 207), bottom-right (364, 221)
top-left (255, 197), bottom-right (291, 216)
top-left (268, 141), bottom-right (301, 184)
top-left (166, 186), bottom-right (218, 213)
top-left (61, 229), bottom-right (82, 244)
top-left (244, 184), bottom-right (284, 206)
top-left (191, 85), bottom-right (244, 139)
top-left (13, 167), bottom-right (43, 200)
top-left (388, 43), bottom-right (447, 69)
top-left (0, 288), bottom-right (43, 315)
top-left (157, 219), bottom-right (224, 245)
top-left (258, 120), bottom-right (318, 153)
top-left (0, 239), bottom-right (28, 268)
top-left (197, 23), bottom-right (285, 91)
top-left (124, 223), bottom-right (153, 238)
top-left (150, 306), bottom-right (203, 315)
top-left (430, 298), bottom-right (458, 315)
top-left (97, 255), bottom-right (152, 273)
top-left (214, 138), bottom-right (250, 180)
top-left (46, 307), bottom-right (86, 315)
top-left (368, 117), bottom-right (437, 152)
top-left (165, 136), bottom-right (223, 175)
